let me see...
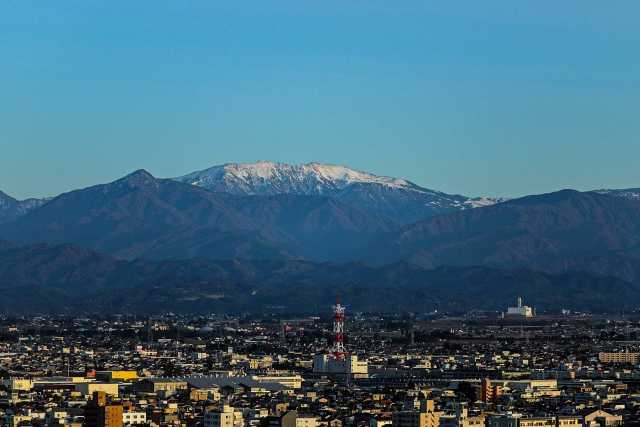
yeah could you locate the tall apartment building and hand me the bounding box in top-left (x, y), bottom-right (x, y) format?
top-left (476, 378), bottom-right (503, 402)
top-left (392, 400), bottom-right (442, 427)
top-left (84, 391), bottom-right (123, 427)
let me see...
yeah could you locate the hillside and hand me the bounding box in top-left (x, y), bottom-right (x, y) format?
top-left (0, 242), bottom-right (637, 314)
top-left (353, 190), bottom-right (640, 281)
top-left (174, 161), bottom-right (505, 223)
top-left (0, 190), bottom-right (48, 225)
top-left (0, 170), bottom-right (400, 262)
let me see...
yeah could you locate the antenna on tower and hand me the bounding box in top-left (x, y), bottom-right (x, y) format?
top-left (331, 294), bottom-right (347, 360)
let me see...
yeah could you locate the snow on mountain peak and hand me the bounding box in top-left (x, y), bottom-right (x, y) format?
top-left (594, 188), bottom-right (640, 201)
top-left (171, 161), bottom-right (507, 223)
top-left (173, 161), bottom-right (418, 196)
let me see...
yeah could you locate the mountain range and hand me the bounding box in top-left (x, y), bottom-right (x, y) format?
top-left (0, 170), bottom-right (400, 262)
top-left (173, 161), bottom-right (507, 223)
top-left (354, 189), bottom-right (640, 282)
top-left (0, 190), bottom-right (48, 225)
top-left (0, 240), bottom-right (636, 314)
top-left (2, 161), bottom-right (640, 313)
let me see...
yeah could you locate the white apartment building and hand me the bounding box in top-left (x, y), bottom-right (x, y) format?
top-left (204, 404), bottom-right (244, 427)
top-left (123, 412), bottom-right (147, 425)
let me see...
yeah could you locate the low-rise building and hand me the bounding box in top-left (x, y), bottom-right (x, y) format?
top-left (313, 355), bottom-right (368, 375)
top-left (598, 351), bottom-right (640, 364)
top-left (392, 400), bottom-right (442, 427)
top-left (123, 412), bottom-right (147, 425)
top-left (205, 403), bottom-right (244, 427)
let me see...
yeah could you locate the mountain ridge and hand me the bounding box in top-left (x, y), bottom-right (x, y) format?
top-left (0, 170), bottom-right (401, 262)
top-left (595, 188), bottom-right (640, 202)
top-left (173, 161), bottom-right (507, 223)
top-left (0, 190), bottom-right (49, 225)
top-left (352, 189), bottom-right (640, 281)
top-left (0, 240), bottom-right (636, 314)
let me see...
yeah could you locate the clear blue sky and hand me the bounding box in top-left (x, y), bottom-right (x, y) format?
top-left (1, 1), bottom-right (639, 199)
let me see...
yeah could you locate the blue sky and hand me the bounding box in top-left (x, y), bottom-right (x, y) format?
top-left (1, 1), bottom-right (639, 199)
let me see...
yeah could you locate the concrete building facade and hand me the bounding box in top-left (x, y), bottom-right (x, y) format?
top-left (84, 391), bottom-right (123, 427)
top-left (313, 355), bottom-right (368, 375)
top-left (392, 400), bottom-right (442, 427)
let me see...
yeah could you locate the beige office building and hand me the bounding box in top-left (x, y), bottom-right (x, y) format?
top-left (392, 400), bottom-right (442, 427)
top-left (599, 351), bottom-right (640, 364)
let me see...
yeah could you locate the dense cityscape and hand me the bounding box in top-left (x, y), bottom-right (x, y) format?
top-left (2, 297), bottom-right (640, 427)
top-left (2, 5), bottom-right (638, 427)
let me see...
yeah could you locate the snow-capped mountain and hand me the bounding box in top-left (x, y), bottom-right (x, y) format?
top-left (0, 169), bottom-right (402, 262)
top-left (173, 161), bottom-right (508, 223)
top-left (594, 188), bottom-right (640, 202)
top-left (175, 161), bottom-right (417, 195)
top-left (0, 190), bottom-right (49, 225)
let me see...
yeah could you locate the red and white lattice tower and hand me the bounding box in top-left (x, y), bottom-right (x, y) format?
top-left (331, 294), bottom-right (347, 360)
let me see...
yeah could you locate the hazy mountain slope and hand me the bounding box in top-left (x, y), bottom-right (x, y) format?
top-left (353, 190), bottom-right (640, 279)
top-left (333, 182), bottom-right (505, 224)
top-left (417, 264), bottom-right (640, 312)
top-left (0, 242), bottom-right (637, 314)
top-left (0, 267), bottom-right (635, 315)
top-left (0, 243), bottom-right (436, 292)
top-left (527, 250), bottom-right (640, 283)
top-left (0, 190), bottom-right (48, 225)
top-left (119, 226), bottom-right (297, 261)
top-left (221, 193), bottom-right (401, 260)
top-left (0, 170), bottom-right (400, 262)
top-left (0, 170), bottom-right (293, 261)
top-left (0, 236), bottom-right (17, 250)
top-left (0, 243), bottom-right (141, 293)
top-left (173, 161), bottom-right (506, 223)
